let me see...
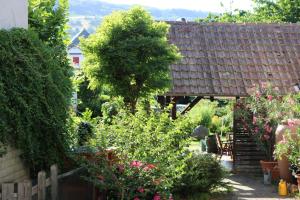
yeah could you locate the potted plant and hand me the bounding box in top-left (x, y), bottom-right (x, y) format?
top-left (244, 83), bottom-right (298, 177)
top-left (275, 128), bottom-right (300, 186)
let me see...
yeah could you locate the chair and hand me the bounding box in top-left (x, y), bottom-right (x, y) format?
top-left (215, 133), bottom-right (232, 160)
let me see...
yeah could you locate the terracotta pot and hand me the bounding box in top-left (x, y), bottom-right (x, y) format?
top-left (271, 165), bottom-right (280, 181)
top-left (275, 120), bottom-right (300, 183)
top-left (260, 160), bottom-right (277, 172)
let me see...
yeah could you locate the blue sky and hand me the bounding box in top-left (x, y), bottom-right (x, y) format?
top-left (100, 0), bottom-right (254, 12)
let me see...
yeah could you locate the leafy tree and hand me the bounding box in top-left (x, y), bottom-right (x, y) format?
top-left (28, 0), bottom-right (69, 47)
top-left (197, 0), bottom-right (300, 23)
top-left (81, 7), bottom-right (180, 113)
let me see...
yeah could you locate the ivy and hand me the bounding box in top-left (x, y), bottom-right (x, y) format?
top-left (0, 28), bottom-right (72, 175)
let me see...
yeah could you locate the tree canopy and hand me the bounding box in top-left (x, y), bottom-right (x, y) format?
top-left (197, 0), bottom-right (300, 23)
top-left (81, 7), bottom-right (180, 112)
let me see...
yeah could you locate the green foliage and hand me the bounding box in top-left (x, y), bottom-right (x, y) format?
top-left (81, 7), bottom-right (180, 112)
top-left (29, 0), bottom-right (69, 46)
top-left (173, 153), bottom-right (228, 196)
top-left (0, 29), bottom-right (72, 173)
top-left (86, 107), bottom-right (194, 195)
top-left (73, 72), bottom-right (110, 117)
top-left (197, 0), bottom-right (300, 23)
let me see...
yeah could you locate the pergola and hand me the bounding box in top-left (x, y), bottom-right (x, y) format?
top-left (160, 21), bottom-right (300, 174)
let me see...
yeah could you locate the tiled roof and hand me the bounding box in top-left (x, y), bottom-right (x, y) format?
top-left (166, 21), bottom-right (300, 97)
top-left (68, 28), bottom-right (90, 49)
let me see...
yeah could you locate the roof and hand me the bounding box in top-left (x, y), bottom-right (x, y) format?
top-left (68, 28), bottom-right (90, 49)
top-left (166, 21), bottom-right (300, 97)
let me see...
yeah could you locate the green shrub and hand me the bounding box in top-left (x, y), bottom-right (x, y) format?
top-left (0, 28), bottom-right (72, 174)
top-left (84, 107), bottom-right (194, 197)
top-left (174, 153), bottom-right (227, 195)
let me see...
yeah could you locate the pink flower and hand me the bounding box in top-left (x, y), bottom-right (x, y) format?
top-left (153, 194), bottom-right (161, 200)
top-left (169, 194), bottom-right (174, 200)
top-left (264, 124), bottom-right (272, 133)
top-left (134, 197), bottom-right (140, 200)
top-left (143, 164), bottom-right (156, 171)
top-left (253, 117), bottom-right (257, 125)
top-left (255, 91), bottom-right (261, 98)
top-left (130, 161), bottom-right (143, 168)
top-left (254, 127), bottom-right (259, 134)
top-left (138, 187), bottom-right (145, 193)
top-left (287, 119), bottom-right (296, 128)
top-left (263, 134), bottom-right (270, 140)
top-left (267, 95), bottom-right (273, 101)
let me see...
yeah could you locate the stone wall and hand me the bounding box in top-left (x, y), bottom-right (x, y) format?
top-left (0, 146), bottom-right (29, 182)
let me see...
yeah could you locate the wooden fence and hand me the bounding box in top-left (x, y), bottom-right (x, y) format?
top-left (0, 165), bottom-right (58, 200)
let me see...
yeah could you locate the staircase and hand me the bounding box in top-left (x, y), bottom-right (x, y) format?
top-left (233, 119), bottom-right (266, 176)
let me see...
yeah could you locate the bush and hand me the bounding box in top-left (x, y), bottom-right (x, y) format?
top-left (174, 153), bottom-right (227, 195)
top-left (0, 28), bottom-right (72, 173)
top-left (84, 107), bottom-right (194, 197)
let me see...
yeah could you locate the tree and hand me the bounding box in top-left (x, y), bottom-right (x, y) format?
top-left (28, 0), bottom-right (69, 47)
top-left (197, 0), bottom-right (300, 23)
top-left (81, 7), bottom-right (180, 113)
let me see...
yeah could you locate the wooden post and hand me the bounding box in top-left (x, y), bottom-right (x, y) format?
top-left (51, 165), bottom-right (58, 200)
top-left (2, 183), bottom-right (14, 200)
top-left (157, 96), bottom-right (165, 109)
top-left (18, 180), bottom-right (32, 200)
top-left (38, 171), bottom-right (46, 200)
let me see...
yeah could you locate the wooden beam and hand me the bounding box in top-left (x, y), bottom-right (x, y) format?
top-left (171, 96), bottom-right (180, 119)
top-left (181, 96), bottom-right (203, 115)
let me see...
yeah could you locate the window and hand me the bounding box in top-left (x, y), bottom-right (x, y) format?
top-left (73, 57), bottom-right (80, 65)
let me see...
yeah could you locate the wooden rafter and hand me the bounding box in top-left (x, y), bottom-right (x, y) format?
top-left (180, 96), bottom-right (203, 115)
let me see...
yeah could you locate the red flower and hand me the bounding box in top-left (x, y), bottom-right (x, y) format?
top-left (130, 161), bottom-right (143, 168)
top-left (267, 95), bottom-right (273, 101)
top-left (143, 164), bottom-right (156, 171)
top-left (153, 194), bottom-right (161, 200)
top-left (134, 197), bottom-right (140, 200)
top-left (138, 187), bottom-right (145, 193)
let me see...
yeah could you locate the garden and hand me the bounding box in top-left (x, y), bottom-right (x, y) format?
top-left (2, 0), bottom-right (300, 199)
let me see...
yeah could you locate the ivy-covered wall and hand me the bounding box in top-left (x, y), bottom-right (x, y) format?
top-left (0, 28), bottom-right (72, 174)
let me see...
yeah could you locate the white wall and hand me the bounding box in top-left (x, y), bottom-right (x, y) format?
top-left (0, 0), bottom-right (28, 29)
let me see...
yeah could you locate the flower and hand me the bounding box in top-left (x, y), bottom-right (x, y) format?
top-left (263, 134), bottom-right (270, 140)
top-left (130, 161), bottom-right (143, 168)
top-left (267, 95), bottom-right (273, 101)
top-left (138, 187), bottom-right (145, 193)
top-left (143, 164), bottom-right (156, 171)
top-left (134, 197), bottom-right (140, 200)
top-left (169, 194), bottom-right (174, 200)
top-left (253, 117), bottom-right (257, 125)
top-left (287, 119), bottom-right (296, 128)
top-left (153, 194), bottom-right (161, 200)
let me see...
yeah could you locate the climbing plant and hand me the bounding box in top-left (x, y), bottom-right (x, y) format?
top-left (0, 28), bottom-right (73, 174)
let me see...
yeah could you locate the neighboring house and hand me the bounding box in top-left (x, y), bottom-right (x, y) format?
top-left (0, 0), bottom-right (30, 183)
top-left (68, 28), bottom-right (90, 109)
top-left (68, 28), bottom-right (90, 70)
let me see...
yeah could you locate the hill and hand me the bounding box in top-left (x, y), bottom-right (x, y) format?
top-left (68, 0), bottom-right (209, 37)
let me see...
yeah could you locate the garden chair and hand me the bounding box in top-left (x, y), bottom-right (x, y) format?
top-left (215, 133), bottom-right (232, 160)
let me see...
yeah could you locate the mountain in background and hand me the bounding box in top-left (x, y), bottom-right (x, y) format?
top-left (68, 0), bottom-right (210, 38)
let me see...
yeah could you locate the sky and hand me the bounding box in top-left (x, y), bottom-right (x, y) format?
top-left (100, 0), bottom-right (254, 12)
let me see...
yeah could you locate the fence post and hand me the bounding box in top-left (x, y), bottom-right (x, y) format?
top-left (18, 180), bottom-right (32, 200)
top-left (51, 165), bottom-right (58, 200)
top-left (2, 183), bottom-right (14, 200)
top-left (38, 171), bottom-right (46, 200)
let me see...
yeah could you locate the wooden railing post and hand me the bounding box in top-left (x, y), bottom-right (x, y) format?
top-left (18, 180), bottom-right (32, 200)
top-left (51, 165), bottom-right (58, 200)
top-left (38, 171), bottom-right (46, 200)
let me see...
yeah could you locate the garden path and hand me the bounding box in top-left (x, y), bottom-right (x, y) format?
top-left (220, 156), bottom-right (296, 200)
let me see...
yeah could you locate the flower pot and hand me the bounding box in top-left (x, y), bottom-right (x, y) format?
top-left (260, 160), bottom-right (277, 172)
top-left (206, 135), bottom-right (218, 153)
top-left (275, 120), bottom-right (300, 183)
top-left (271, 165), bottom-right (280, 181)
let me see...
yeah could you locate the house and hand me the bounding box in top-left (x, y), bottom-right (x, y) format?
top-left (68, 28), bottom-right (90, 70)
top-left (0, 0), bottom-right (30, 182)
top-left (68, 28), bottom-right (90, 110)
